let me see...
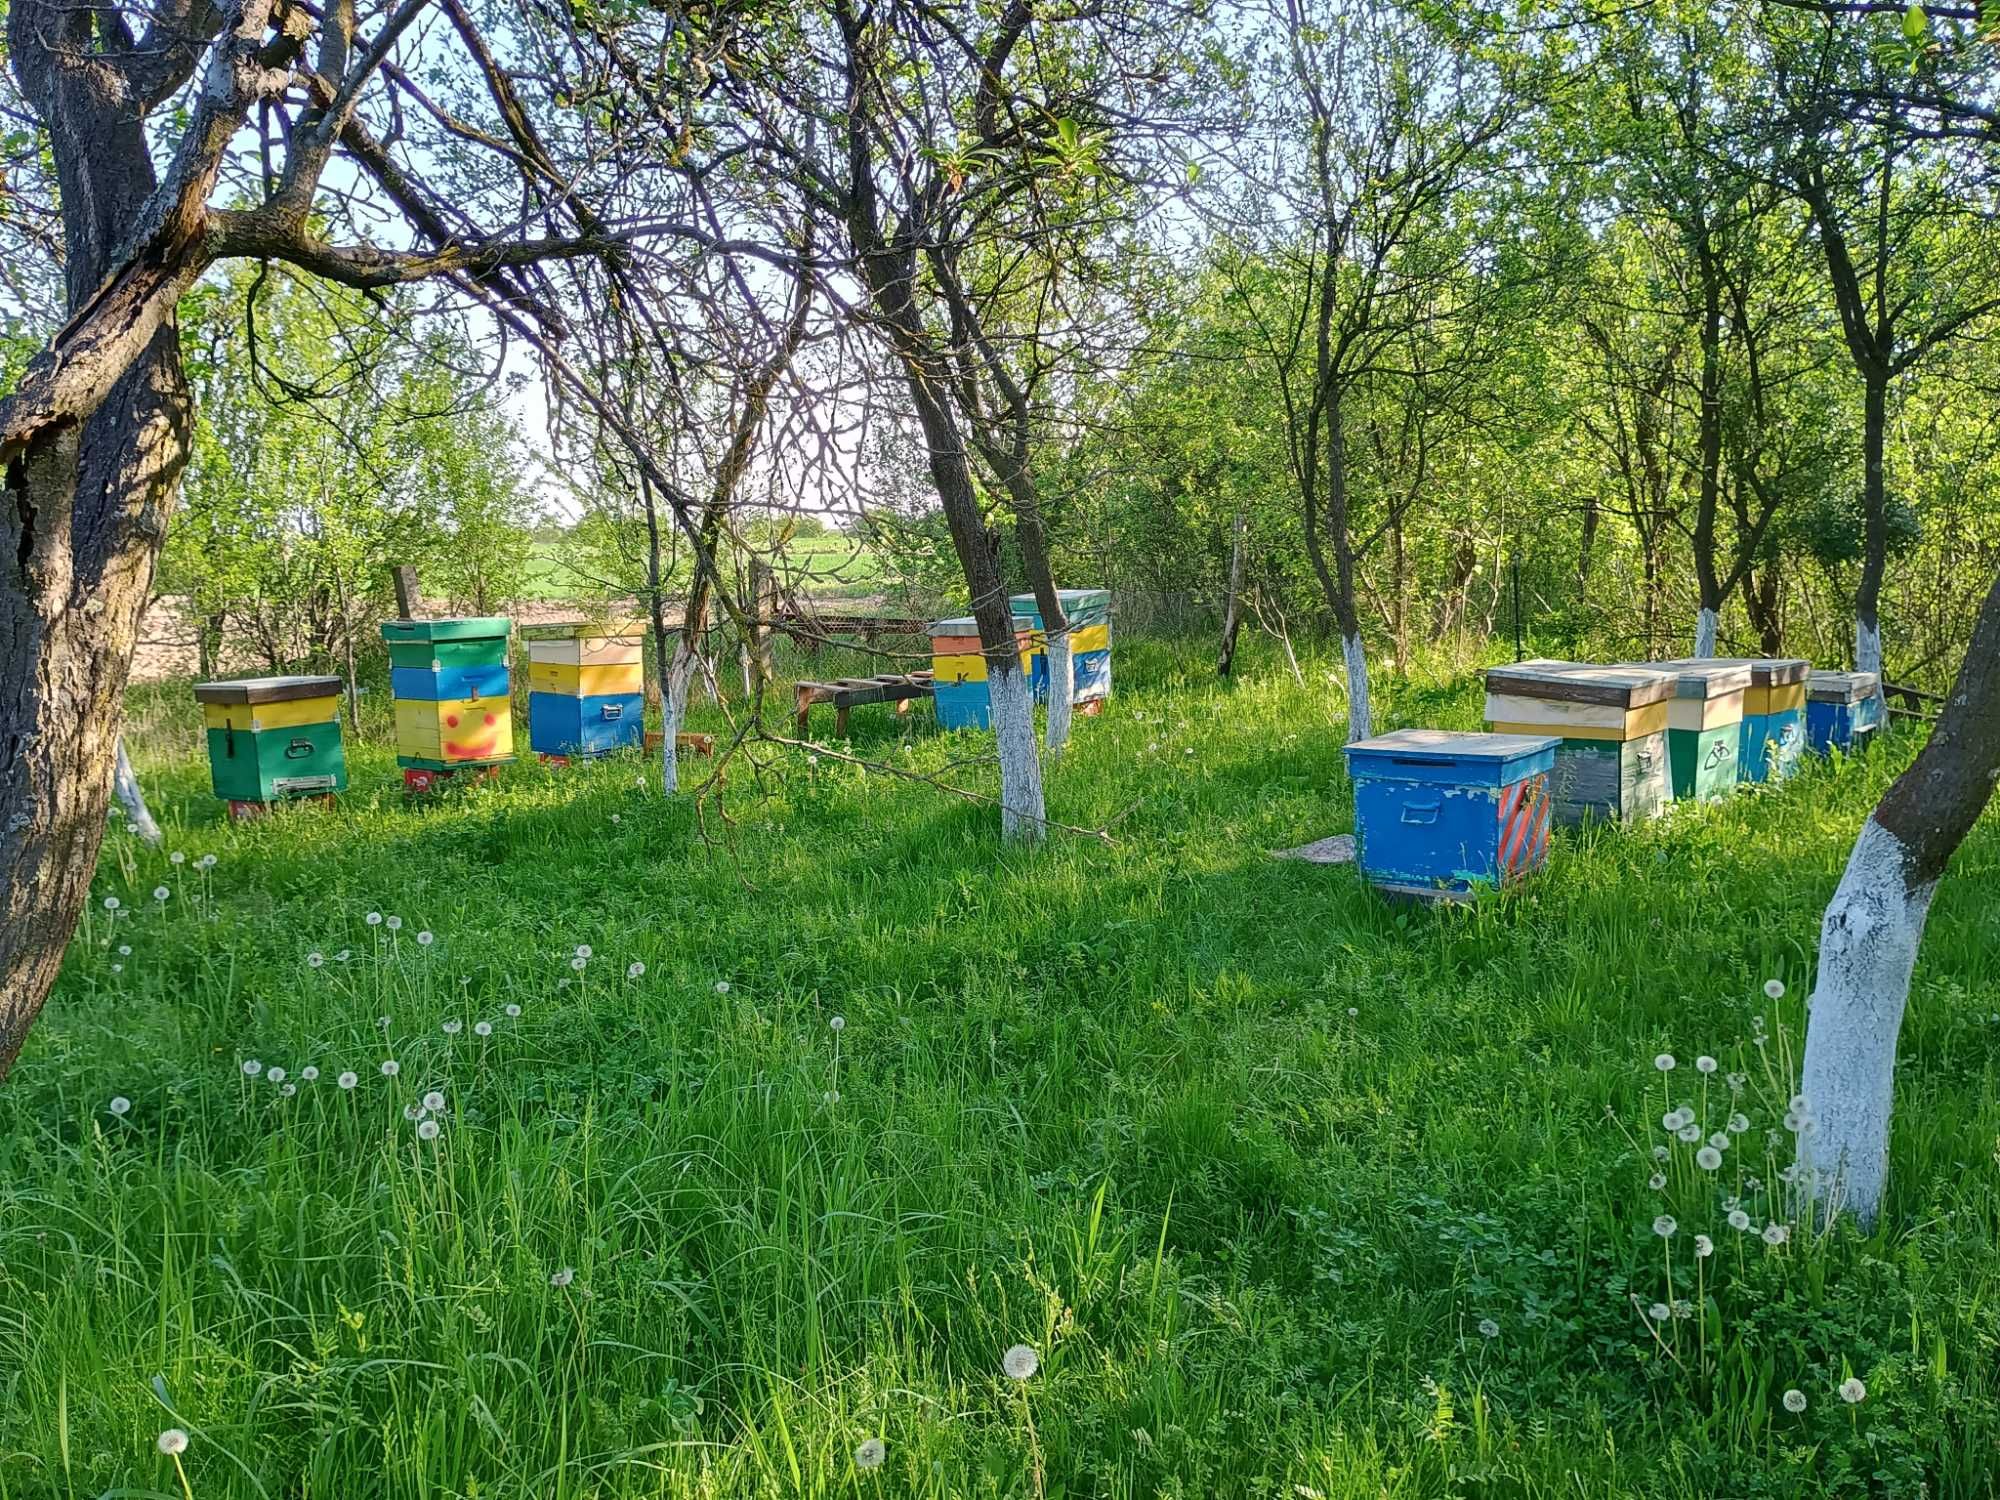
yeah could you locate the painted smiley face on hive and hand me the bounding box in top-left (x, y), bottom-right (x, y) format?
top-left (443, 709), bottom-right (502, 759)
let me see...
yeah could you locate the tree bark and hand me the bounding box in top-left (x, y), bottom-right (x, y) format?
top-left (1855, 370), bottom-right (1889, 677)
top-left (1217, 504), bottom-right (1249, 678)
top-left (112, 738), bottom-right (163, 847)
top-left (1798, 566), bottom-right (2000, 1226)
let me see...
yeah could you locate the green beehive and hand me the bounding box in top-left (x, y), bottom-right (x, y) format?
top-left (195, 676), bottom-right (348, 815)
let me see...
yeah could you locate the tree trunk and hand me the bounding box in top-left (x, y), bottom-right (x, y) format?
top-left (1, 330), bottom-right (190, 1080)
top-left (1691, 257), bottom-right (1726, 660)
top-left (1390, 505), bottom-right (1410, 675)
top-left (1742, 563), bottom-right (1784, 656)
top-left (1217, 504), bottom-right (1249, 678)
top-left (1694, 607), bottom-right (1719, 658)
top-left (1855, 370), bottom-right (1889, 678)
top-left (1006, 488), bottom-right (1073, 758)
top-left (112, 738), bottom-right (162, 847)
top-left (1797, 567), bottom-right (2000, 1226)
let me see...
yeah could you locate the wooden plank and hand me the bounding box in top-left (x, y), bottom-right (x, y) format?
top-left (1484, 659), bottom-right (1675, 708)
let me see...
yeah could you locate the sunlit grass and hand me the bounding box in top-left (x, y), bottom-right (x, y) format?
top-left (4, 636), bottom-right (1997, 1498)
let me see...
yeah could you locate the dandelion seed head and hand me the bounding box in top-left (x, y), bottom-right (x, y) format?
top-left (829, 1015), bottom-right (845, 1032)
top-left (385, 916), bottom-right (403, 931)
top-left (152, 886), bottom-right (170, 902)
top-left (1728, 1209), bottom-right (1753, 1231)
top-left (109, 1096), bottom-right (131, 1116)
top-left (117, 944), bottom-right (131, 957)
top-left (1477, 1318), bottom-right (1500, 1339)
top-left (474, 1021), bottom-right (492, 1037)
top-left (417, 1118), bottom-right (441, 1141)
top-left (198, 854), bottom-right (217, 869)
top-left (550, 1267), bottom-right (575, 1288)
top-left (1678, 1123), bottom-right (1703, 1143)
top-left (1648, 1302), bottom-right (1671, 1323)
top-left (1695, 1055), bottom-right (1717, 1074)
top-left (1783, 1388), bottom-right (1807, 1412)
top-left (505, 1004), bottom-right (521, 1018)
top-left (103, 896), bottom-right (120, 911)
top-left (1840, 1377), bottom-right (1866, 1404)
top-left (300, 1067), bottom-right (318, 1082)
top-left (171, 852), bottom-right (186, 865)
top-left (1654, 1053), bottom-right (1676, 1072)
top-left (1652, 1145), bottom-right (1669, 1162)
top-left (1697, 1147), bottom-right (1722, 1170)
top-left (1694, 1234), bottom-right (1713, 1258)
top-left (417, 931), bottom-right (434, 946)
top-left (338, 1071), bottom-right (359, 1089)
top-left (575, 944), bottom-right (593, 959)
top-left (422, 1091), bottom-right (446, 1113)
top-left (1649, 1172), bottom-right (1667, 1190)
top-left (442, 1020), bottom-right (463, 1035)
top-left (157, 1428), bottom-right (190, 1456)
top-left (1764, 979), bottom-right (1786, 1000)
top-left (380, 1059), bottom-right (400, 1077)
top-left (241, 1059), bottom-right (262, 1077)
top-left (627, 961), bottom-right (645, 979)
top-left (714, 980), bottom-right (730, 995)
top-left (307, 952), bottom-right (324, 968)
top-left (366, 912), bottom-right (383, 926)
top-left (570, 956), bottom-right (587, 971)
top-left (1728, 1112), bottom-right (1750, 1133)
top-left (266, 1067), bottom-right (285, 1084)
top-left (1762, 1222), bottom-right (1790, 1246)
top-left (855, 1437), bottom-right (886, 1470)
top-left (281, 1082), bottom-right (296, 1096)
top-left (1653, 1214), bottom-right (1677, 1238)
top-left (1002, 1344), bottom-right (1039, 1380)
top-left (334, 950), bottom-right (351, 962)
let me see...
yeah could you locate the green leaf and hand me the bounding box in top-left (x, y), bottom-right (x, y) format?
top-left (1901, 3), bottom-right (1928, 42)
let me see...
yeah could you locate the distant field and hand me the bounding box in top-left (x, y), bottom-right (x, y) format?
top-left (11, 638), bottom-right (2000, 1496)
top-left (519, 530), bottom-right (888, 604)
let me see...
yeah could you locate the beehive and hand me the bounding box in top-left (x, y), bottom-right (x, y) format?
top-left (1807, 670), bottom-right (1883, 754)
top-left (928, 614), bottom-right (1037, 731)
top-left (1484, 660), bottom-right (1675, 826)
top-left (521, 621), bottom-right (646, 759)
top-left (1639, 660), bottom-right (1752, 801)
top-left (194, 676), bottom-right (348, 817)
top-left (1664, 657), bottom-right (1809, 782)
top-left (381, 617), bottom-right (514, 784)
top-left (1343, 730), bottom-right (1558, 899)
top-left (1008, 588), bottom-right (1112, 706)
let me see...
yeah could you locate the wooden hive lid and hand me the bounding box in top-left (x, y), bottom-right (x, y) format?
top-left (1627, 659), bottom-right (1754, 698)
top-left (1483, 659), bottom-right (1677, 708)
top-left (518, 619), bottom-right (645, 642)
top-left (193, 674), bottom-right (346, 705)
top-left (1653, 656), bottom-right (1809, 688)
top-left (1809, 669), bottom-right (1880, 703)
top-left (1346, 728), bottom-right (1561, 760)
top-left (380, 616), bottom-right (512, 644)
top-left (929, 614), bottom-right (1035, 637)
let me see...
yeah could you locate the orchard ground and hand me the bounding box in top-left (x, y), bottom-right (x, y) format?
top-left (4, 637), bottom-right (1998, 1498)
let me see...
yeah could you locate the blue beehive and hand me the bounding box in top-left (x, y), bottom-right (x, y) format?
top-left (1008, 589), bottom-right (1112, 707)
top-left (1342, 730), bottom-right (1559, 899)
top-left (1806, 671), bottom-right (1883, 753)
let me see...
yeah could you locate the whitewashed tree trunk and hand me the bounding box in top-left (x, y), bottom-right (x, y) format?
top-left (1796, 818), bottom-right (1935, 1224)
top-left (1855, 617), bottom-right (1882, 676)
top-left (1342, 632), bottom-right (1374, 743)
top-left (1043, 631), bottom-right (1075, 758)
top-left (1797, 568), bottom-right (2000, 1227)
top-left (989, 667), bottom-right (1046, 841)
top-left (112, 739), bottom-right (162, 846)
top-left (1693, 606), bottom-right (1719, 659)
top-left (659, 638), bottom-right (699, 795)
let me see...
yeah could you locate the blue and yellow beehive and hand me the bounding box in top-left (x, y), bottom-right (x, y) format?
top-left (382, 617), bottom-right (514, 788)
top-left (929, 614), bottom-right (1037, 731)
top-left (1008, 588), bottom-right (1112, 706)
top-left (1682, 657), bottom-right (1808, 782)
top-left (194, 675), bottom-right (348, 818)
top-left (1484, 660), bottom-right (1675, 826)
top-left (1343, 730), bottom-right (1559, 899)
top-left (1807, 670), bottom-right (1883, 753)
top-left (522, 620), bottom-right (646, 759)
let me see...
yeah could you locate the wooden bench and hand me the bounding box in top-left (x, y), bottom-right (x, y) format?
top-left (1883, 682), bottom-right (1942, 722)
top-left (795, 671), bottom-right (935, 737)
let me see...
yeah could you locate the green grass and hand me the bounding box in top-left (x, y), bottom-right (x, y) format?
top-left (5, 637), bottom-right (2000, 1498)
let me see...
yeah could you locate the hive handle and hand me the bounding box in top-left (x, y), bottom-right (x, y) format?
top-left (1400, 797), bottom-right (1442, 825)
top-left (285, 738), bottom-right (314, 760)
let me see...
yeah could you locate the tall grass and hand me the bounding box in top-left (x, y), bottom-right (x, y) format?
top-left (4, 636), bottom-right (1997, 1498)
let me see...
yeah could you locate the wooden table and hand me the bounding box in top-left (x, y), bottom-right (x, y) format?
top-left (794, 671), bottom-right (935, 737)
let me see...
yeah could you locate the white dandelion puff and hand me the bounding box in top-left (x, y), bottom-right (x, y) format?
top-left (576, 944), bottom-right (593, 959)
top-left (1477, 1318), bottom-right (1500, 1339)
top-left (442, 1020), bottom-right (462, 1035)
top-left (1697, 1147), bottom-right (1722, 1170)
top-left (118, 944), bottom-right (131, 957)
top-left (1677, 1123), bottom-right (1703, 1143)
top-left (1728, 1113), bottom-right (1750, 1133)
top-left (474, 1021), bottom-right (492, 1037)
top-left (1652, 1145), bottom-right (1670, 1162)
top-left (385, 916), bottom-right (403, 932)
top-left (241, 1059), bottom-right (262, 1077)
top-left (1649, 1173), bottom-right (1667, 1190)
top-left (570, 956), bottom-right (587, 971)
top-left (103, 896), bottom-right (121, 911)
top-left (198, 854), bottom-right (216, 869)
top-left (300, 1067), bottom-right (318, 1082)
top-left (1002, 1344), bottom-right (1040, 1380)
top-left (855, 1437), bottom-right (886, 1471)
top-left (1764, 979), bottom-right (1786, 999)
top-left (366, 912), bottom-right (382, 926)
top-left (1728, 1209), bottom-right (1753, 1231)
top-left (1840, 1377), bottom-right (1866, 1404)
top-left (266, 1067), bottom-right (285, 1084)
top-left (337, 1071), bottom-right (359, 1090)
top-left (307, 952), bottom-right (324, 968)
top-left (109, 1096), bottom-right (131, 1116)
top-left (829, 1015), bottom-right (845, 1032)
top-left (170, 851), bottom-right (186, 865)
top-left (504, 1004), bottom-right (521, 1018)
top-left (1653, 1214), bottom-right (1677, 1238)
top-left (1694, 1234), bottom-right (1713, 1258)
top-left (1654, 1053), bottom-right (1676, 1072)
top-left (152, 886), bottom-right (170, 902)
top-left (417, 931), bottom-right (434, 946)
top-left (627, 962), bottom-right (645, 980)
top-left (1762, 1222), bottom-right (1790, 1246)
top-left (334, 950), bottom-right (351, 963)
top-left (1783, 1389), bottom-right (1807, 1413)
top-left (281, 1083), bottom-right (296, 1097)
top-left (416, 1118), bottom-right (441, 1141)
top-left (422, 1091), bottom-right (446, 1113)
top-left (550, 1267), bottom-right (575, 1288)
top-left (1648, 1302), bottom-right (1671, 1323)
top-left (380, 1060), bottom-right (400, 1077)
top-left (1708, 1132), bottom-right (1730, 1151)
top-left (714, 981), bottom-right (730, 995)
top-left (157, 1428), bottom-right (190, 1456)
top-left (1695, 1055), bottom-right (1717, 1074)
